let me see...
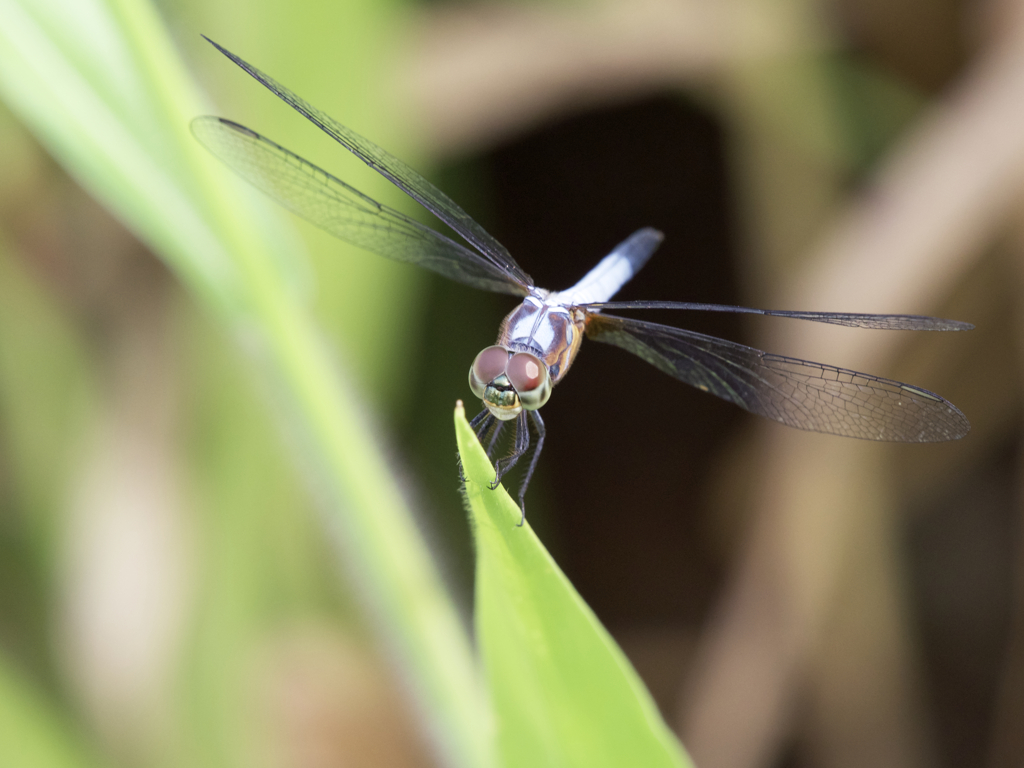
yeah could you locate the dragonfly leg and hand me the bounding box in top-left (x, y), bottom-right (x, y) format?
top-left (460, 409), bottom-right (494, 482)
top-left (473, 411), bottom-right (497, 448)
top-left (476, 414), bottom-right (507, 460)
top-left (515, 410), bottom-right (546, 526)
top-left (490, 412), bottom-right (530, 490)
top-left (485, 420), bottom-right (505, 456)
top-left (470, 408), bottom-right (491, 432)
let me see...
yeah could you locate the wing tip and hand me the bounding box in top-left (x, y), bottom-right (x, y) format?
top-left (944, 405), bottom-right (972, 441)
top-left (920, 316), bottom-right (974, 331)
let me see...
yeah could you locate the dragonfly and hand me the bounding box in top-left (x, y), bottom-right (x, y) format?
top-left (193, 38), bottom-right (972, 524)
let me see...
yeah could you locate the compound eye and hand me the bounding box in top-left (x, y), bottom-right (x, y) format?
top-left (507, 353), bottom-right (543, 391)
top-left (469, 346), bottom-right (510, 398)
top-left (507, 352), bottom-right (551, 410)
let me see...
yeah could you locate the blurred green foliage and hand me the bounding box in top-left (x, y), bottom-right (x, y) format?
top-left (0, 0), bottom-right (694, 766)
top-left (0, 0), bottom-right (489, 765)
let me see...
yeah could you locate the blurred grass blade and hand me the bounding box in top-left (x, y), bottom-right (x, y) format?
top-left (0, 2), bottom-right (492, 766)
top-left (0, 652), bottom-right (105, 768)
top-left (454, 404), bottom-right (693, 768)
top-left (0, 0), bottom-right (240, 309)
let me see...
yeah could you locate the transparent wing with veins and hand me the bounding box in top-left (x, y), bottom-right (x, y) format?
top-left (586, 313), bottom-right (970, 441)
top-left (202, 36), bottom-right (534, 292)
top-left (191, 117), bottom-right (530, 296)
top-left (580, 301), bottom-right (974, 331)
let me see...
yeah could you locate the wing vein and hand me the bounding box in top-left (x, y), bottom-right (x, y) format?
top-left (586, 313), bottom-right (969, 442)
top-left (203, 37), bottom-right (534, 290)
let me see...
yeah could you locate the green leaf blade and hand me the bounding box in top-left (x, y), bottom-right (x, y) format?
top-left (454, 403), bottom-right (693, 768)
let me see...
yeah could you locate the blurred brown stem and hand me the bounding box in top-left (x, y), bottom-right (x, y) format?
top-left (678, 22), bottom-right (1024, 768)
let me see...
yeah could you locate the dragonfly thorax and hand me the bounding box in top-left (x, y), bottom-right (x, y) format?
top-left (496, 296), bottom-right (587, 386)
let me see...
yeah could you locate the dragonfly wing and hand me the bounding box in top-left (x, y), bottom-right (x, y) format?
top-left (586, 313), bottom-right (970, 441)
top-left (581, 302), bottom-right (974, 331)
top-left (192, 117), bottom-right (529, 296)
top-left (203, 37), bottom-right (534, 290)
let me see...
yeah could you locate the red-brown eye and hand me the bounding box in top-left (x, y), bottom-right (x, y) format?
top-left (473, 346), bottom-right (509, 383)
top-left (507, 353), bottom-right (544, 392)
top-left (469, 346), bottom-right (510, 399)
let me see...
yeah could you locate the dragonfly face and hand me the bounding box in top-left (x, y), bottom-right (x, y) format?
top-left (466, 290), bottom-right (587, 422)
top-left (468, 345), bottom-right (552, 420)
top-left (194, 37), bottom-right (973, 526)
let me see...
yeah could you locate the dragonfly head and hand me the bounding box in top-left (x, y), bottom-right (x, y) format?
top-left (469, 345), bottom-right (551, 420)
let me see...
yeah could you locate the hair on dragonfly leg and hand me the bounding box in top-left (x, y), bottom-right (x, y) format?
top-left (514, 410), bottom-right (546, 526)
top-left (490, 411), bottom-right (530, 490)
top-left (486, 420), bottom-right (505, 455)
top-left (458, 409), bottom-right (493, 483)
top-left (476, 415), bottom-right (505, 460)
top-left (489, 418), bottom-right (522, 488)
top-left (470, 408), bottom-right (491, 432)
top-left (522, 410), bottom-right (546, 493)
top-left (473, 411), bottom-right (498, 452)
